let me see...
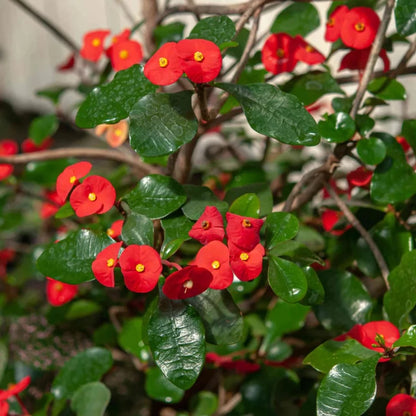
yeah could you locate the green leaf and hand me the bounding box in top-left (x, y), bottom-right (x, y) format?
top-left (265, 212), bottom-right (299, 250)
top-left (401, 119), bottom-right (416, 153)
top-left (384, 250), bottom-right (416, 328)
top-left (37, 230), bottom-right (114, 284)
top-left (191, 391), bottom-right (219, 416)
top-left (301, 266), bottom-right (325, 306)
top-left (282, 71), bottom-right (344, 107)
top-left (52, 347), bottom-right (113, 399)
top-left (304, 339), bottom-right (379, 374)
top-left (228, 193), bottom-right (260, 217)
top-left (23, 159), bottom-right (74, 186)
top-left (29, 114), bottom-right (59, 145)
top-left (185, 289), bottom-right (244, 345)
top-left (314, 270), bottom-right (373, 331)
top-left (227, 28), bottom-right (249, 60)
top-left (356, 137), bottom-right (386, 165)
top-left (148, 294), bottom-right (205, 389)
top-left (121, 211), bottom-right (154, 246)
top-left (36, 86), bottom-right (67, 105)
top-left (395, 0), bottom-right (416, 36)
top-left (316, 356), bottom-right (379, 416)
top-left (154, 22), bottom-right (185, 48)
top-left (118, 317), bottom-right (150, 362)
top-left (318, 112), bottom-right (355, 143)
top-left (355, 114), bottom-right (375, 136)
top-left (368, 77), bottom-right (407, 100)
top-left (75, 65), bottom-right (157, 128)
top-left (270, 240), bottom-right (323, 266)
top-left (145, 366), bottom-right (185, 403)
top-left (271, 3), bottom-right (320, 37)
top-left (394, 325), bottom-right (416, 347)
top-left (332, 96), bottom-right (353, 113)
top-left (189, 16), bottom-right (235, 46)
top-left (71, 382), bottom-right (111, 416)
top-left (216, 83), bottom-right (320, 146)
top-left (129, 91), bottom-right (198, 157)
top-left (123, 175), bottom-right (187, 220)
top-left (65, 300), bottom-right (101, 320)
top-left (160, 213), bottom-right (193, 259)
top-left (268, 256), bottom-right (307, 303)
top-left (0, 342), bottom-right (7, 383)
top-left (55, 202), bottom-right (75, 219)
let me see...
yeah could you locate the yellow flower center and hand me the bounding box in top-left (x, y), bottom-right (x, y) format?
top-left (107, 258), bottom-right (115, 267)
top-left (92, 38), bottom-right (101, 47)
top-left (183, 279), bottom-right (194, 293)
top-left (305, 45), bottom-right (315, 53)
top-left (194, 51), bottom-right (204, 62)
top-left (69, 175), bottom-right (77, 184)
top-left (276, 48), bottom-right (285, 58)
top-left (88, 193), bottom-right (97, 201)
top-left (202, 220), bottom-right (211, 230)
top-left (242, 219), bottom-right (252, 228)
top-left (159, 57), bottom-right (168, 67)
top-left (327, 17), bottom-right (335, 27)
top-left (240, 252), bottom-right (249, 261)
top-left (55, 282), bottom-right (63, 291)
top-left (355, 22), bottom-right (365, 32)
top-left (114, 128), bottom-right (122, 137)
top-left (107, 228), bottom-right (114, 236)
top-left (119, 50), bottom-right (129, 59)
top-left (211, 260), bottom-right (220, 270)
top-left (136, 263), bottom-right (145, 272)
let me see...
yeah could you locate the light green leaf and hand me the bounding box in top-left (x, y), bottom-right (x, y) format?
top-left (29, 114), bottom-right (59, 145)
top-left (71, 382), bottom-right (111, 416)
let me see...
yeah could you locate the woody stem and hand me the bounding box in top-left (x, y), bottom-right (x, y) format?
top-left (161, 260), bottom-right (182, 270)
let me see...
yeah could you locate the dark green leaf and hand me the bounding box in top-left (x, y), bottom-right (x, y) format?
top-left (160, 213), bottom-right (193, 259)
top-left (52, 347), bottom-right (113, 399)
top-left (121, 211), bottom-right (154, 246)
top-left (154, 22), bottom-right (185, 48)
top-left (29, 115), bottom-right (58, 145)
top-left (36, 87), bottom-right (68, 105)
top-left (265, 212), bottom-right (299, 250)
top-left (75, 65), bottom-right (157, 128)
top-left (118, 317), bottom-right (150, 362)
top-left (0, 342), bottom-right (7, 383)
top-left (191, 391), bottom-right (218, 416)
top-left (401, 119), bottom-right (416, 153)
top-left (270, 240), bottom-right (323, 265)
top-left (216, 83), bottom-right (320, 146)
top-left (395, 0), bottom-right (416, 36)
top-left (296, 225), bottom-right (325, 252)
top-left (332, 96), bottom-right (353, 113)
top-left (228, 193), bottom-right (260, 217)
top-left (37, 230), bottom-right (114, 284)
top-left (71, 382), bottom-right (110, 416)
top-left (129, 91), bottom-right (198, 157)
top-left (227, 28), bottom-right (249, 60)
top-left (394, 325), bottom-right (416, 347)
top-left (189, 16), bottom-right (235, 46)
top-left (185, 289), bottom-right (243, 345)
top-left (23, 159), bottom-right (74, 186)
top-left (355, 114), bottom-right (375, 136)
top-left (356, 137), bottom-right (386, 165)
top-left (362, 97), bottom-right (388, 107)
top-left (368, 77), bottom-right (407, 100)
top-left (55, 202), bottom-right (75, 219)
top-left (145, 366), bottom-right (185, 403)
top-left (301, 266), bottom-right (325, 306)
top-left (318, 112), bottom-right (355, 143)
top-left (123, 175), bottom-right (187, 220)
top-left (271, 3), bottom-right (320, 37)
top-left (65, 300), bottom-right (101, 320)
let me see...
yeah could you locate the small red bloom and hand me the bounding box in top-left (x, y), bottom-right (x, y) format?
top-left (110, 39), bottom-right (143, 71)
top-left (92, 242), bottom-right (123, 287)
top-left (119, 245), bottom-right (162, 293)
top-left (347, 166), bottom-right (373, 190)
top-left (106, 29), bottom-right (131, 57)
top-left (340, 7), bottom-right (380, 50)
top-left (56, 161), bottom-right (92, 202)
top-left (22, 137), bottom-right (53, 153)
top-left (70, 175), bottom-right (116, 217)
top-left (396, 135), bottom-right (411, 153)
top-left (0, 401), bottom-right (8, 416)
top-left (261, 33), bottom-right (298, 75)
top-left (163, 265), bottom-right (213, 299)
top-left (189, 206), bottom-right (225, 244)
top-left (107, 219), bottom-right (124, 239)
top-left (325, 5), bottom-right (349, 42)
top-left (0, 139), bottom-right (18, 181)
top-left (229, 242), bottom-right (265, 282)
top-left (339, 48), bottom-right (390, 73)
top-left (40, 190), bottom-right (64, 219)
top-left (193, 241), bottom-right (233, 290)
top-left (80, 29), bottom-right (110, 62)
top-left (0, 375), bottom-right (31, 401)
top-left (294, 36), bottom-right (325, 65)
top-left (176, 39), bottom-right (222, 83)
top-left (386, 394), bottom-right (416, 416)
top-left (46, 278), bottom-right (78, 307)
top-left (321, 209), bottom-right (351, 236)
top-left (226, 212), bottom-right (264, 251)
top-left (0, 248), bottom-right (15, 278)
top-left (144, 42), bottom-right (184, 86)
top-left (57, 53), bottom-right (76, 71)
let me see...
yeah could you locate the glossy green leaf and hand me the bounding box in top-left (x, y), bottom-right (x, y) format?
top-left (282, 71), bottom-right (344, 106)
top-left (216, 83), bottom-right (320, 146)
top-left (189, 16), bottom-right (235, 46)
top-left (160, 213), bottom-right (193, 259)
top-left (129, 91), bottom-right (198, 157)
top-left (36, 86), bottom-right (67, 105)
top-left (384, 250), bottom-right (416, 328)
top-left (123, 175), bottom-right (187, 220)
top-left (191, 391), bottom-right (218, 416)
top-left (148, 295), bottom-right (205, 389)
top-left (355, 114), bottom-right (375, 136)
top-left (118, 317), bottom-right (150, 362)
top-left (270, 240), bottom-right (324, 266)
top-left (314, 270), bottom-right (373, 331)
top-left (22, 159), bottom-right (73, 186)
top-left (394, 325), bottom-right (416, 347)
top-left (37, 230), bottom-right (114, 284)
top-left (71, 382), bottom-right (110, 416)
top-left (356, 137), bottom-right (386, 165)
top-left (76, 65), bottom-right (157, 128)
top-left (296, 225), bottom-right (325, 252)
top-left (29, 114), bottom-right (58, 145)
top-left (265, 212), bottom-right (299, 250)
top-left (0, 342), bottom-right (7, 383)
top-left (121, 211), bottom-right (154, 246)
top-left (318, 112), bottom-right (355, 143)
top-left (145, 366), bottom-right (185, 403)
top-left (300, 266), bottom-right (325, 306)
top-left (268, 256), bottom-right (307, 303)
top-left (55, 202), bottom-right (74, 219)
top-left (332, 96), bottom-right (353, 113)
top-left (317, 356), bottom-right (379, 416)
top-left (52, 347), bottom-right (113, 399)
top-left (185, 289), bottom-right (244, 345)
top-left (154, 22), bottom-right (185, 48)
top-left (304, 339), bottom-right (379, 374)
top-left (271, 3), bottom-right (320, 37)
top-left (228, 193), bottom-right (260, 217)
top-left (65, 300), bottom-right (101, 320)
top-left (401, 119), bottom-right (416, 153)
top-left (368, 77), bottom-right (406, 100)
top-left (395, 0), bottom-right (416, 36)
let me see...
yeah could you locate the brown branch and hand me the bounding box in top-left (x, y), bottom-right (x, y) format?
top-left (215, 393), bottom-right (242, 416)
top-left (391, 39), bottom-right (416, 78)
top-left (142, 0), bottom-right (159, 54)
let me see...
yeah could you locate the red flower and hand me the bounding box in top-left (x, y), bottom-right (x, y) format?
top-left (57, 53), bottom-right (75, 71)
top-left (163, 265), bottom-right (213, 299)
top-left (206, 353), bottom-right (260, 374)
top-left (106, 29), bottom-right (131, 57)
top-left (396, 135), bottom-right (411, 153)
top-left (347, 166), bottom-right (373, 190)
top-left (96, 120), bottom-right (129, 148)
top-left (261, 33), bottom-right (298, 75)
top-left (225, 212), bottom-right (264, 251)
top-left (176, 39), bottom-right (222, 83)
top-left (46, 278), bottom-right (78, 306)
top-left (92, 242), bottom-right (123, 287)
top-left (193, 241), bottom-right (233, 289)
top-left (56, 161), bottom-right (92, 202)
top-left (70, 175), bottom-right (116, 217)
top-left (339, 48), bottom-right (390, 73)
top-left (0, 376), bottom-right (31, 401)
top-left (110, 39), bottom-right (143, 71)
top-left (119, 245), bottom-right (162, 293)
top-left (0, 401), bottom-right (8, 416)
top-left (144, 42), bottom-right (184, 86)
top-left (0, 139), bottom-right (18, 181)
top-left (321, 209), bottom-right (351, 236)
top-left (107, 219), bottom-right (124, 239)
top-left (325, 5), bottom-right (349, 42)
top-left (80, 29), bottom-right (110, 62)
top-left (229, 242), bottom-right (265, 282)
top-left (40, 190), bottom-right (64, 219)
top-left (189, 206), bottom-right (225, 244)
top-left (0, 249), bottom-right (15, 278)
top-left (22, 137), bottom-right (53, 153)
top-left (386, 394), bottom-right (416, 416)
top-left (340, 7), bottom-right (380, 50)
top-left (294, 36), bottom-right (325, 65)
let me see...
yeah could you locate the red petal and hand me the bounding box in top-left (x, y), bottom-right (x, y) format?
top-left (92, 242), bottom-right (123, 287)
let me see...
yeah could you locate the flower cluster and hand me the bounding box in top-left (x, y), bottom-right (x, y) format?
top-left (144, 39), bottom-right (222, 85)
